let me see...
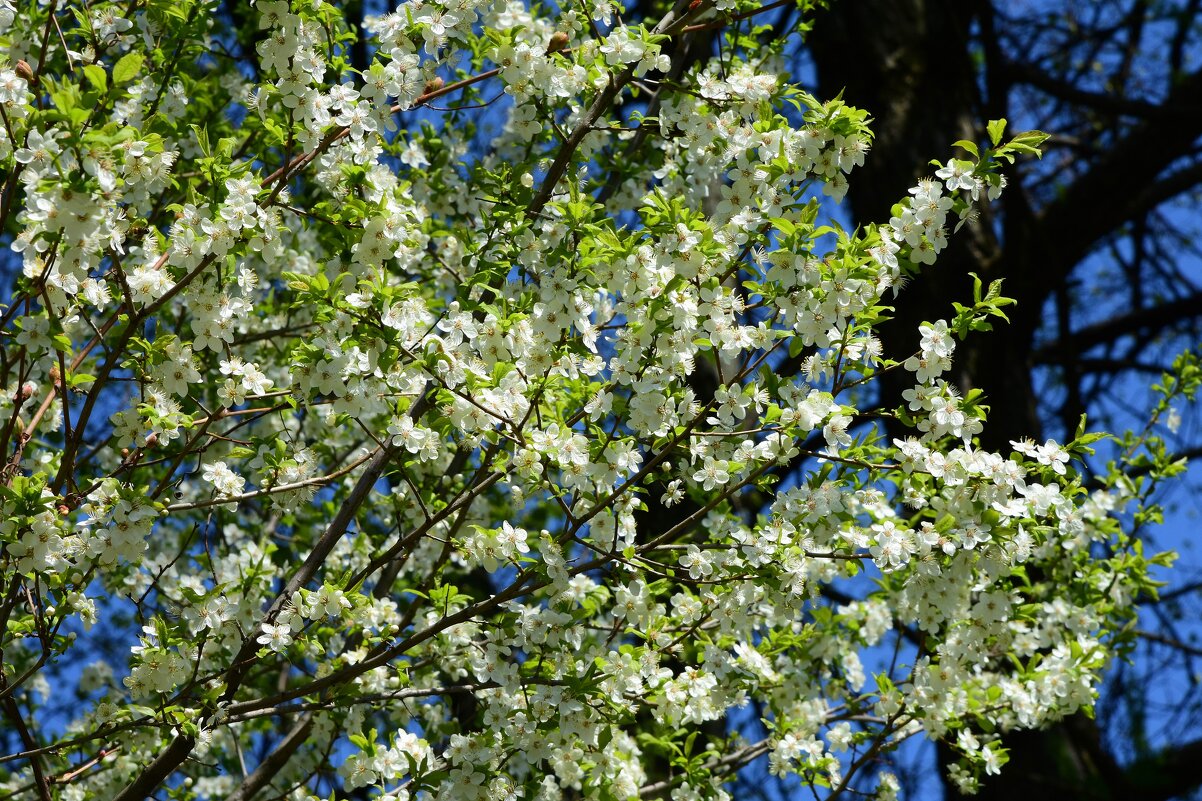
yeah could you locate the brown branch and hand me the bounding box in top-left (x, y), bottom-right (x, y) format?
top-left (112, 386), bottom-right (442, 801)
top-left (225, 714), bottom-right (314, 801)
top-left (0, 692), bottom-right (52, 801)
top-left (639, 738), bottom-right (773, 796)
top-left (682, 0), bottom-right (793, 32)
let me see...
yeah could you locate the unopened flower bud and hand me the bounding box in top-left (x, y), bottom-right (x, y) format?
top-left (20, 382), bottom-right (36, 400)
top-left (546, 32), bottom-right (570, 54)
top-left (422, 77), bottom-right (444, 97)
top-left (15, 60), bottom-right (35, 85)
top-left (144, 433), bottom-right (158, 448)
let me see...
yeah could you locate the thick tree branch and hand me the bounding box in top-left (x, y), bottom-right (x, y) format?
top-left (1137, 629), bottom-right (1202, 658)
top-left (226, 714), bottom-right (314, 801)
top-left (1017, 67), bottom-right (1202, 288)
top-left (0, 692), bottom-right (51, 801)
top-left (1033, 291), bottom-right (1202, 362)
top-left (1123, 734), bottom-right (1202, 801)
top-left (1002, 60), bottom-right (1176, 120)
top-left (1126, 158), bottom-right (1202, 222)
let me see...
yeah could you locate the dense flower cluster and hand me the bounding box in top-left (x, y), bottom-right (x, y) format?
top-left (0, 2), bottom-right (1188, 801)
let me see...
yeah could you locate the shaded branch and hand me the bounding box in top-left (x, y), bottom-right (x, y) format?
top-left (1137, 629), bottom-right (1202, 658)
top-left (1017, 67), bottom-right (1202, 289)
top-left (1122, 734), bottom-right (1202, 801)
top-left (1033, 291), bottom-right (1202, 363)
top-left (1002, 60), bottom-right (1176, 120)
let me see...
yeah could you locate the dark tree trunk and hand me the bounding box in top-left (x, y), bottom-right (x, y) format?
top-left (809, 0), bottom-right (1044, 450)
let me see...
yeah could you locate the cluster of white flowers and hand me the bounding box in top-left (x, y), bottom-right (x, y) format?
top-left (125, 627), bottom-right (191, 697)
top-left (3, 508), bottom-right (67, 574)
top-left (463, 521), bottom-right (531, 571)
top-left (74, 479), bottom-right (159, 565)
top-left (339, 730), bottom-right (435, 792)
top-left (201, 460), bottom-right (246, 499)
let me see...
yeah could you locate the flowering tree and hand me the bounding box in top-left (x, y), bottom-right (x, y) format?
top-left (0, 2), bottom-right (1195, 801)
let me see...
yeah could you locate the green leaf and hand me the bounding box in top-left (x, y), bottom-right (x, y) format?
top-left (113, 52), bottom-right (145, 84)
top-left (190, 124), bottom-right (211, 157)
top-left (83, 64), bottom-right (107, 93)
top-left (987, 119), bottom-right (1007, 146)
top-left (66, 372), bottom-right (95, 389)
top-left (771, 216), bottom-right (796, 236)
top-left (952, 139), bottom-right (979, 158)
top-left (1006, 130), bottom-right (1050, 157)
